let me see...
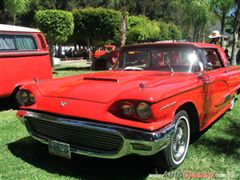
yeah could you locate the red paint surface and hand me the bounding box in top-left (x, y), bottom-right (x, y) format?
top-left (18, 42), bottom-right (240, 132)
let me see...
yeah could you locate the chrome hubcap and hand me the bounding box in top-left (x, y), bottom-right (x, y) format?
top-left (230, 97), bottom-right (236, 110)
top-left (171, 117), bottom-right (189, 164)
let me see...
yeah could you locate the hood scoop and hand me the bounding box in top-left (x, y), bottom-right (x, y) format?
top-left (83, 77), bottom-right (118, 83)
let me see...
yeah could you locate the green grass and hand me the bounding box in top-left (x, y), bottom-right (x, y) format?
top-left (53, 60), bottom-right (92, 78)
top-left (0, 61), bottom-right (240, 179)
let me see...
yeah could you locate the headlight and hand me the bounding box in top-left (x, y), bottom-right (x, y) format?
top-left (16, 90), bottom-right (36, 106)
top-left (136, 102), bottom-right (151, 120)
top-left (121, 102), bottom-right (134, 116)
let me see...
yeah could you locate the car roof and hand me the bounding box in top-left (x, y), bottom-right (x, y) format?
top-left (123, 42), bottom-right (220, 49)
top-left (0, 24), bottom-right (40, 33)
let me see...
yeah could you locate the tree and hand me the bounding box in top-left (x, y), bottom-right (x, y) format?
top-left (230, 0), bottom-right (240, 65)
top-left (120, 0), bottom-right (127, 46)
top-left (35, 10), bottom-right (74, 64)
top-left (127, 15), bottom-right (168, 43)
top-left (107, 0), bottom-right (127, 46)
top-left (72, 8), bottom-right (121, 48)
top-left (210, 0), bottom-right (234, 46)
top-left (5, 0), bottom-right (30, 24)
top-left (185, 0), bottom-right (212, 42)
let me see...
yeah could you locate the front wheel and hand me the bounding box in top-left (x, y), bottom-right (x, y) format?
top-left (152, 110), bottom-right (190, 172)
top-left (229, 94), bottom-right (237, 110)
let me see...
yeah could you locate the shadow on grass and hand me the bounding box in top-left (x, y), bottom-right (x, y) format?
top-left (55, 66), bottom-right (91, 71)
top-left (192, 114), bottom-right (240, 159)
top-left (8, 137), bottom-right (155, 180)
top-left (0, 97), bottom-right (12, 111)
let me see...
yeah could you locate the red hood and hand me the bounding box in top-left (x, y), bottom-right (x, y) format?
top-left (34, 71), bottom-right (198, 103)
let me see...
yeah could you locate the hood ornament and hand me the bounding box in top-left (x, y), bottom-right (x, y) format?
top-left (139, 82), bottom-right (145, 89)
top-left (60, 101), bottom-right (68, 107)
top-left (139, 82), bottom-right (149, 90)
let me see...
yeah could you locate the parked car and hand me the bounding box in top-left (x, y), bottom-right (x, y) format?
top-left (93, 44), bottom-right (116, 59)
top-left (91, 50), bottom-right (119, 70)
top-left (16, 42), bottom-right (240, 171)
top-left (0, 24), bottom-right (52, 102)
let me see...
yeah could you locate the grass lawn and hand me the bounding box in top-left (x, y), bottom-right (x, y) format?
top-left (0, 61), bottom-right (240, 179)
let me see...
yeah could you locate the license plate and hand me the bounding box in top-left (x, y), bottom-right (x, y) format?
top-left (48, 140), bottom-right (71, 159)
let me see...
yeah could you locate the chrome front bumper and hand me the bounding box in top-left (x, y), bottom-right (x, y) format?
top-left (18, 111), bottom-right (175, 159)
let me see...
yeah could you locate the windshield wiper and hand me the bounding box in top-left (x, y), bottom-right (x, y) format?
top-left (163, 60), bottom-right (174, 73)
top-left (123, 66), bottom-right (143, 71)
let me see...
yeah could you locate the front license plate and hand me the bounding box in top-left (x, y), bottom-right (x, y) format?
top-left (48, 140), bottom-right (71, 159)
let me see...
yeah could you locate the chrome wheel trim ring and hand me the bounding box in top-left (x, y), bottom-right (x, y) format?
top-left (170, 115), bottom-right (190, 165)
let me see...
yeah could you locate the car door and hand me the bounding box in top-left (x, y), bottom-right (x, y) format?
top-left (201, 48), bottom-right (230, 126)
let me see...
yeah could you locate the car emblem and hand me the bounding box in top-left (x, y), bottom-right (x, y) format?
top-left (60, 101), bottom-right (68, 107)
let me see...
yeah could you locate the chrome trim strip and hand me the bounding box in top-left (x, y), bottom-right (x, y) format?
top-left (160, 101), bottom-right (177, 110)
top-left (18, 111), bottom-right (174, 159)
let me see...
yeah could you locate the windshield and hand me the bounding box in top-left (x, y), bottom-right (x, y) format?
top-left (114, 47), bottom-right (201, 73)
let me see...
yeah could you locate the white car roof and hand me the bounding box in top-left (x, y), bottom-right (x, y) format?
top-left (0, 24), bottom-right (40, 33)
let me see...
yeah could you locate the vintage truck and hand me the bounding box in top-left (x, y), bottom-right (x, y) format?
top-left (16, 42), bottom-right (240, 171)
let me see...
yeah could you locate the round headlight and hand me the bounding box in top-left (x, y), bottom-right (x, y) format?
top-left (121, 102), bottom-right (134, 116)
top-left (16, 90), bottom-right (35, 106)
top-left (136, 102), bottom-right (151, 120)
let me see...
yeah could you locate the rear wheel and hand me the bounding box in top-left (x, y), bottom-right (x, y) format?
top-left (153, 110), bottom-right (190, 172)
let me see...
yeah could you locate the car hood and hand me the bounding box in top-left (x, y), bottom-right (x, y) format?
top-left (35, 71), bottom-right (198, 103)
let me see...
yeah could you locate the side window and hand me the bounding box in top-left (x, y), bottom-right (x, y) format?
top-left (0, 35), bottom-right (15, 50)
top-left (0, 34), bottom-right (37, 51)
top-left (204, 49), bottom-right (223, 70)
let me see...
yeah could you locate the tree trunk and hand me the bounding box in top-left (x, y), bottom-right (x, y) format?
top-left (231, 1), bottom-right (240, 65)
top-left (13, 14), bottom-right (16, 25)
top-left (120, 0), bottom-right (126, 46)
top-left (57, 44), bottom-right (62, 58)
top-left (49, 44), bottom-right (54, 67)
top-left (220, 12), bottom-right (226, 47)
top-left (192, 26), bottom-right (197, 42)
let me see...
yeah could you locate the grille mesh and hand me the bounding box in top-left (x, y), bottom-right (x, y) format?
top-left (27, 117), bottom-right (123, 153)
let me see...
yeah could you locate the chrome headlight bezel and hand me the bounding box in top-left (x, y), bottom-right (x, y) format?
top-left (109, 100), bottom-right (152, 121)
top-left (16, 90), bottom-right (36, 106)
top-left (136, 102), bottom-right (151, 120)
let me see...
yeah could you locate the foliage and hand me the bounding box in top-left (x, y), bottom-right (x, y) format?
top-left (168, 23), bottom-right (182, 40)
top-left (127, 15), bottom-right (160, 43)
top-left (210, 0), bottom-right (234, 46)
top-left (35, 10), bottom-right (74, 65)
top-left (4, 0), bottom-right (236, 44)
top-left (35, 10), bottom-right (74, 45)
top-left (5, 0), bottom-right (30, 24)
top-left (72, 7), bottom-right (121, 47)
top-left (184, 0), bottom-right (212, 41)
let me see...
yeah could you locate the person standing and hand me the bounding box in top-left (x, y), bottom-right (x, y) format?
top-left (208, 30), bottom-right (223, 45)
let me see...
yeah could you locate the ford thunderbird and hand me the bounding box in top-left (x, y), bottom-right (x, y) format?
top-left (16, 42), bottom-right (240, 171)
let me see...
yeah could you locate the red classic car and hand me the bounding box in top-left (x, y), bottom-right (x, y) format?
top-left (91, 50), bottom-right (119, 70)
top-left (93, 45), bottom-right (116, 58)
top-left (16, 42), bottom-right (240, 171)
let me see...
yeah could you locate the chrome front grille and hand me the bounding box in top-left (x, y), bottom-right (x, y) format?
top-left (26, 117), bottom-right (123, 153)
